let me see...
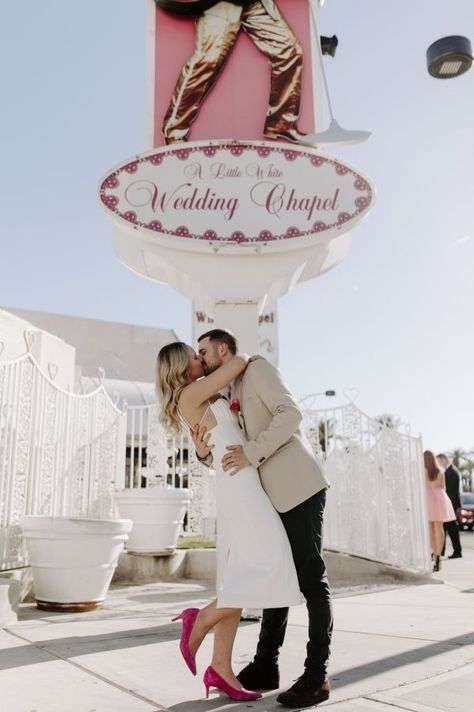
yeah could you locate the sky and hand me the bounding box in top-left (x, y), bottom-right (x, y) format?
top-left (1, 1), bottom-right (473, 452)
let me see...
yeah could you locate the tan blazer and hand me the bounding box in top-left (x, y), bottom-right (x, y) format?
top-left (233, 359), bottom-right (329, 513)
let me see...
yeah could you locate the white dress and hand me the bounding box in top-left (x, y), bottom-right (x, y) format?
top-left (197, 397), bottom-right (302, 609)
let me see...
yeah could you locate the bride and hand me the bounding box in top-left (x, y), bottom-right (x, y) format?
top-left (156, 342), bottom-right (301, 701)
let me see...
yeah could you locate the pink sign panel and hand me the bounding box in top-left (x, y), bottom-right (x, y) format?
top-left (152, 0), bottom-right (316, 147)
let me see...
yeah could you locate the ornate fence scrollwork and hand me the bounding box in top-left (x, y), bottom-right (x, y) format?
top-left (1, 352), bottom-right (431, 573)
top-left (0, 353), bottom-right (126, 570)
top-left (124, 404), bottom-right (209, 535)
top-left (302, 402), bottom-right (430, 573)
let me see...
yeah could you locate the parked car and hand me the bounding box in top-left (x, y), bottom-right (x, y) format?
top-left (458, 493), bottom-right (474, 530)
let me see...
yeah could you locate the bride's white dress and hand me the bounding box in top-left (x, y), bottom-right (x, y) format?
top-left (203, 398), bottom-right (302, 609)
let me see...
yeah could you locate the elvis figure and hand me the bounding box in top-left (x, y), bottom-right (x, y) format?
top-left (156, 1), bottom-right (304, 144)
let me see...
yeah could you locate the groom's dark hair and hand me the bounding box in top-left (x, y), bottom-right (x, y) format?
top-left (198, 329), bottom-right (238, 355)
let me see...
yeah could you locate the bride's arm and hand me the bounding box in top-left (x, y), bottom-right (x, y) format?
top-left (181, 354), bottom-right (248, 408)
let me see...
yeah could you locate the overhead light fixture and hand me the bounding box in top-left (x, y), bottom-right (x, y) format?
top-left (427, 35), bottom-right (473, 79)
top-left (320, 35), bottom-right (338, 58)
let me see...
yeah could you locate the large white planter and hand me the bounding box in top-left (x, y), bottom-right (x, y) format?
top-left (115, 486), bottom-right (192, 555)
top-left (20, 516), bottom-right (132, 612)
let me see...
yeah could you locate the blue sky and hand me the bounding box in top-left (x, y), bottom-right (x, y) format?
top-left (1, 1), bottom-right (473, 451)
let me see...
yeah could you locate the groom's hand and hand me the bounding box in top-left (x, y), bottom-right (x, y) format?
top-left (222, 445), bottom-right (250, 476)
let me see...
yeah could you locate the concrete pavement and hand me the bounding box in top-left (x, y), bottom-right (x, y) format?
top-left (1, 533), bottom-right (473, 712)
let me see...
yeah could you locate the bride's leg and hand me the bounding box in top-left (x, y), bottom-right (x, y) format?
top-left (211, 610), bottom-right (243, 688)
top-left (189, 599), bottom-right (241, 657)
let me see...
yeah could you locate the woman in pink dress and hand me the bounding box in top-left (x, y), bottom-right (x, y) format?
top-left (424, 450), bottom-right (456, 571)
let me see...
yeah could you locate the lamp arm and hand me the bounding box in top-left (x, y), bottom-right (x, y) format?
top-left (309, 0), bottom-right (336, 121)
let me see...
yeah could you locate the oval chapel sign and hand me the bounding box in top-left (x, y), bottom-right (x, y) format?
top-left (99, 142), bottom-right (375, 247)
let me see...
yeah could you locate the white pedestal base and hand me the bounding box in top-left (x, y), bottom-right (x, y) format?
top-left (0, 579), bottom-right (21, 627)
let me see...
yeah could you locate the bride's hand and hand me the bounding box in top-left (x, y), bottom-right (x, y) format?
top-left (248, 355), bottom-right (264, 363)
top-left (191, 424), bottom-right (214, 460)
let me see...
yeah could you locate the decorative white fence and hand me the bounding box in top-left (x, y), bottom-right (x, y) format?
top-left (121, 404), bottom-right (215, 537)
top-left (0, 352), bottom-right (430, 573)
top-left (0, 353), bottom-right (126, 570)
top-left (119, 398), bottom-right (431, 573)
top-left (303, 400), bottom-right (431, 573)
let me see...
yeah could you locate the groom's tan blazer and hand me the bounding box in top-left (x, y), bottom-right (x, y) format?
top-left (233, 359), bottom-right (329, 513)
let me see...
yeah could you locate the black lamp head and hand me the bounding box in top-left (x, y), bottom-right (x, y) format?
top-left (427, 35), bottom-right (473, 78)
top-left (321, 35), bottom-right (338, 58)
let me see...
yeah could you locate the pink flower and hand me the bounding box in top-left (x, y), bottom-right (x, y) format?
top-left (229, 399), bottom-right (240, 413)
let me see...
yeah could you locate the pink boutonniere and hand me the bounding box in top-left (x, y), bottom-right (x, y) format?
top-left (229, 398), bottom-right (240, 413)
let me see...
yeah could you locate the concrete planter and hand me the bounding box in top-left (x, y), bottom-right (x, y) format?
top-left (114, 486), bottom-right (192, 555)
top-left (20, 516), bottom-right (132, 612)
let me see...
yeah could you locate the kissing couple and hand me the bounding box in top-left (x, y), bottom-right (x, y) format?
top-left (156, 329), bottom-right (332, 708)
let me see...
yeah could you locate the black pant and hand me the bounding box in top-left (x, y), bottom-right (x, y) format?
top-left (255, 489), bottom-right (333, 681)
top-left (443, 519), bottom-right (462, 555)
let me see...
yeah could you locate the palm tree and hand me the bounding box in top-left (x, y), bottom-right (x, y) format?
top-left (375, 413), bottom-right (401, 431)
top-left (448, 448), bottom-right (473, 468)
top-left (307, 418), bottom-right (336, 453)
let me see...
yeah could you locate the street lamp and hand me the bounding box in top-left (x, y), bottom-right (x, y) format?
top-left (298, 391), bottom-right (336, 408)
top-left (301, 2), bottom-right (372, 146)
top-left (426, 36), bottom-right (473, 79)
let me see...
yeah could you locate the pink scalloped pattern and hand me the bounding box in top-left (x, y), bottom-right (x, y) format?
top-left (313, 221), bottom-right (328, 232)
top-left (175, 148), bottom-right (191, 161)
top-left (147, 220), bottom-right (163, 231)
top-left (123, 161), bottom-right (138, 174)
top-left (228, 145), bottom-right (245, 156)
top-left (102, 195), bottom-right (119, 210)
top-left (337, 212), bottom-right (351, 224)
top-left (355, 196), bottom-right (370, 210)
top-left (354, 177), bottom-right (370, 191)
top-left (102, 175), bottom-right (119, 189)
top-left (286, 226), bottom-right (302, 238)
top-left (100, 144), bottom-right (373, 244)
top-left (146, 154), bottom-right (163, 165)
top-left (201, 146), bottom-right (218, 157)
top-left (123, 211), bottom-right (138, 224)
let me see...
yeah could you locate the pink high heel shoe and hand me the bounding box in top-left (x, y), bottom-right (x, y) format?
top-left (203, 666), bottom-right (262, 701)
top-left (171, 607), bottom-right (199, 675)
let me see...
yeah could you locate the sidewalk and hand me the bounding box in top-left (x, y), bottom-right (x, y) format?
top-left (1, 541), bottom-right (473, 712)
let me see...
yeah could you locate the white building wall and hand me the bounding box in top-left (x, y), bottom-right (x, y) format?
top-left (0, 309), bottom-right (75, 390)
top-left (3, 308), bottom-right (178, 385)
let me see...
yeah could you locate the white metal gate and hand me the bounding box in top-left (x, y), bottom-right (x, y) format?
top-left (1, 351), bottom-right (430, 573)
top-left (119, 398), bottom-right (430, 573)
top-left (0, 353), bottom-right (126, 570)
top-left (303, 400), bottom-right (430, 573)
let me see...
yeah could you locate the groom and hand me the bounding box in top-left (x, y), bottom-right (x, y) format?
top-left (193, 328), bottom-right (332, 709)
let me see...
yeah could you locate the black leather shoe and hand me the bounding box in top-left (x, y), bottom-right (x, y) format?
top-left (263, 128), bottom-right (307, 144)
top-left (276, 673), bottom-right (330, 708)
top-left (237, 658), bottom-right (280, 690)
top-left (448, 552), bottom-right (462, 559)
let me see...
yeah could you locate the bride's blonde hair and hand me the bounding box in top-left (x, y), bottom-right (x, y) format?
top-left (155, 342), bottom-right (189, 434)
